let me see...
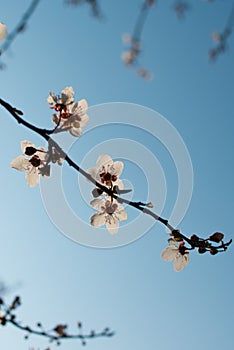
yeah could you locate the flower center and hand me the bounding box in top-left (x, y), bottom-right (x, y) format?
top-left (100, 172), bottom-right (118, 186)
top-left (29, 155), bottom-right (41, 167)
top-left (105, 203), bottom-right (118, 215)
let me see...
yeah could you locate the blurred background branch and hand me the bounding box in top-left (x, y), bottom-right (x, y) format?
top-left (0, 0), bottom-right (41, 69)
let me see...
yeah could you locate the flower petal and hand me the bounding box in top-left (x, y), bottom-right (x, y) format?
top-left (90, 213), bottom-right (106, 227)
top-left (26, 167), bottom-right (40, 187)
top-left (36, 147), bottom-right (47, 160)
top-left (69, 127), bottom-right (82, 137)
top-left (115, 179), bottom-right (124, 190)
top-left (96, 154), bottom-right (113, 169)
top-left (168, 238), bottom-right (177, 246)
top-left (61, 86), bottom-right (74, 105)
top-left (11, 156), bottom-right (30, 171)
top-left (87, 167), bottom-right (98, 182)
top-left (110, 161), bottom-right (124, 176)
top-left (174, 253), bottom-right (190, 272)
top-left (161, 246), bottom-right (178, 262)
top-left (77, 99), bottom-right (88, 115)
top-left (21, 140), bottom-right (35, 154)
top-left (90, 198), bottom-right (105, 211)
top-left (47, 92), bottom-right (57, 104)
top-left (79, 114), bottom-right (89, 127)
top-left (115, 209), bottom-right (127, 222)
top-left (106, 216), bottom-right (119, 234)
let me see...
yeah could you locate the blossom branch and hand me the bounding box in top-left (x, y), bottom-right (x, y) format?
top-left (0, 96), bottom-right (173, 229)
top-left (0, 296), bottom-right (114, 347)
top-left (0, 95), bottom-right (232, 272)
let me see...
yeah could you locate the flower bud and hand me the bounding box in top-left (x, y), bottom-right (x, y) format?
top-left (208, 232), bottom-right (224, 243)
top-left (25, 146), bottom-right (37, 156)
top-left (198, 247), bottom-right (207, 254)
top-left (92, 188), bottom-right (103, 197)
top-left (210, 248), bottom-right (218, 255)
top-left (146, 202), bottom-right (153, 208)
top-left (190, 234), bottom-right (199, 242)
top-left (171, 230), bottom-right (183, 242)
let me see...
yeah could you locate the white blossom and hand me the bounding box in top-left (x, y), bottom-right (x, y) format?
top-left (121, 50), bottom-right (137, 65)
top-left (11, 141), bottom-right (49, 187)
top-left (0, 22), bottom-right (7, 41)
top-left (161, 238), bottom-right (190, 272)
top-left (87, 154), bottom-right (124, 189)
top-left (47, 86), bottom-right (74, 107)
top-left (48, 87), bottom-right (89, 137)
top-left (62, 98), bottom-right (89, 137)
top-left (90, 198), bottom-right (127, 234)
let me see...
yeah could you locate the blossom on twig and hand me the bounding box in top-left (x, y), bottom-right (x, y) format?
top-left (47, 86), bottom-right (89, 136)
top-left (161, 238), bottom-right (190, 272)
top-left (90, 198), bottom-right (127, 234)
top-left (87, 154), bottom-right (124, 189)
top-left (11, 141), bottom-right (49, 187)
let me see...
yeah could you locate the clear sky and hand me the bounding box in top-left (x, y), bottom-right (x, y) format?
top-left (0, 1), bottom-right (234, 349)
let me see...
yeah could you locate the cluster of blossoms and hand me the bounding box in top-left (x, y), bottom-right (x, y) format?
top-left (47, 86), bottom-right (89, 137)
top-left (161, 229), bottom-right (229, 272)
top-left (11, 140), bottom-right (63, 187)
top-left (11, 87), bottom-right (89, 187)
top-left (87, 154), bottom-right (128, 234)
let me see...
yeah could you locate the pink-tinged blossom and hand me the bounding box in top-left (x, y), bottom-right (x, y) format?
top-left (11, 141), bottom-right (49, 187)
top-left (161, 238), bottom-right (190, 272)
top-left (90, 198), bottom-right (127, 234)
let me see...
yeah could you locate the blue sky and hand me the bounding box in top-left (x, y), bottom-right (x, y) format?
top-left (0, 1), bottom-right (234, 349)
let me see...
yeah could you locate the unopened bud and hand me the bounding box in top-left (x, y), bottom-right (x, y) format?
top-left (25, 146), bottom-right (37, 156)
top-left (92, 188), bottom-right (103, 197)
top-left (171, 230), bottom-right (183, 242)
top-left (210, 248), bottom-right (218, 255)
top-left (146, 202), bottom-right (153, 208)
top-left (198, 247), bottom-right (207, 254)
top-left (190, 234), bottom-right (199, 242)
top-left (208, 232), bottom-right (224, 243)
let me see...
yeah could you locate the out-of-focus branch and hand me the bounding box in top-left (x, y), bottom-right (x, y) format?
top-left (0, 296), bottom-right (114, 347)
top-left (209, 0), bottom-right (234, 61)
top-left (122, 0), bottom-right (155, 80)
top-left (64, 0), bottom-right (102, 17)
top-left (0, 0), bottom-right (41, 68)
top-left (173, 1), bottom-right (190, 19)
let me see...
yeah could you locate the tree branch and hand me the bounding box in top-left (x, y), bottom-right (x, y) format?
top-left (0, 97), bottom-right (232, 255)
